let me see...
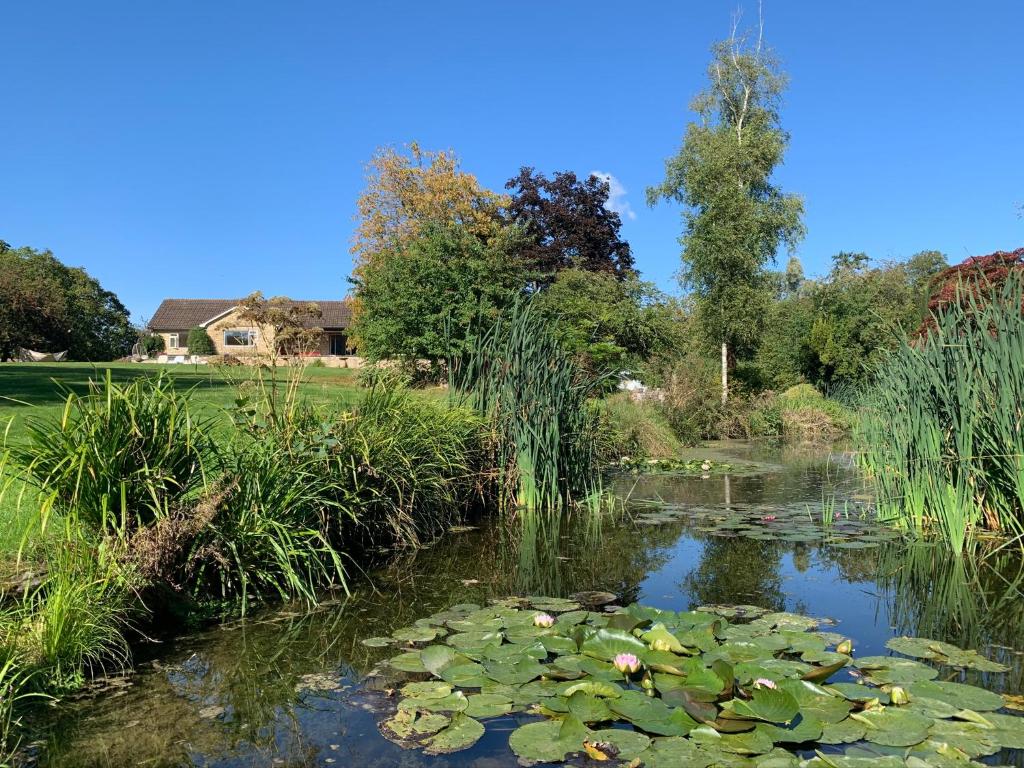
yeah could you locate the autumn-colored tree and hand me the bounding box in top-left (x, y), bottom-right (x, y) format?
top-left (351, 143), bottom-right (508, 277)
top-left (236, 292), bottom-right (324, 358)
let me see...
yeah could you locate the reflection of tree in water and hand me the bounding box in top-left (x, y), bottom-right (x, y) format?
top-left (682, 537), bottom-right (785, 612)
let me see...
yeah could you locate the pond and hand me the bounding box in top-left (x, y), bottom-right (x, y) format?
top-left (22, 441), bottom-right (1024, 767)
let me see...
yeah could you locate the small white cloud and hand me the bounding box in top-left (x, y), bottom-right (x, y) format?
top-left (591, 170), bottom-right (637, 221)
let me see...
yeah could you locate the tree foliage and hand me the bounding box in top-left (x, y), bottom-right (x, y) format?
top-left (186, 327), bottom-right (216, 355)
top-left (351, 223), bottom-right (527, 362)
top-left (505, 168), bottom-right (634, 280)
top-left (533, 268), bottom-right (680, 378)
top-left (647, 22), bottom-right (804, 372)
top-left (351, 143), bottom-right (508, 278)
top-left (0, 241), bottom-right (134, 361)
top-left (236, 292), bottom-right (324, 357)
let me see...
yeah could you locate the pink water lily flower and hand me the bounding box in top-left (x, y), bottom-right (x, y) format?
top-left (613, 653), bottom-right (642, 675)
top-left (761, 515), bottom-right (777, 523)
top-left (753, 678), bottom-right (778, 690)
top-left (533, 613), bottom-right (555, 628)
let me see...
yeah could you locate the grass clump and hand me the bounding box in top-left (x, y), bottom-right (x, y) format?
top-left (593, 393), bottom-right (682, 462)
top-left (857, 271), bottom-right (1024, 553)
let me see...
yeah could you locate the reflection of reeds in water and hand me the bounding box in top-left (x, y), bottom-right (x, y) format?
top-left (877, 541), bottom-right (1024, 693)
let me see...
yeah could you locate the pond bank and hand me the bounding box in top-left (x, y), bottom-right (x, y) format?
top-left (16, 441), bottom-right (1024, 766)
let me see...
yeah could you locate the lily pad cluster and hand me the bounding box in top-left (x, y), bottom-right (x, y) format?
top-left (630, 501), bottom-right (895, 549)
top-left (616, 456), bottom-right (734, 475)
top-left (373, 597), bottom-right (1023, 766)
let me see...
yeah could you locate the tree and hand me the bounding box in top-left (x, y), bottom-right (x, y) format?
top-left (350, 223), bottom-right (528, 363)
top-left (533, 268), bottom-right (678, 379)
top-left (784, 255), bottom-right (804, 296)
top-left (351, 143), bottom-right (508, 279)
top-left (186, 327), bottom-right (216, 355)
top-left (505, 168), bottom-right (634, 280)
top-left (0, 241), bottom-right (134, 361)
top-left (236, 292), bottom-right (324, 358)
top-left (647, 17), bottom-right (805, 403)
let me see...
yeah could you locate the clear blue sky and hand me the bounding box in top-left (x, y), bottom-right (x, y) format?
top-left (3, 1), bottom-right (1022, 322)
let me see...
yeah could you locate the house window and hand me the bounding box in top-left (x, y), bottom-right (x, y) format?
top-left (224, 329), bottom-right (257, 347)
top-left (168, 333), bottom-right (179, 348)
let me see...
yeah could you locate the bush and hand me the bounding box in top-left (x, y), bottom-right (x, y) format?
top-left (746, 385), bottom-right (852, 442)
top-left (593, 394), bottom-right (681, 462)
top-left (140, 333), bottom-right (165, 357)
top-left (186, 327), bottom-right (216, 356)
top-left (657, 355), bottom-right (728, 444)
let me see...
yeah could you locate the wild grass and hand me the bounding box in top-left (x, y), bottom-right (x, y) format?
top-left (857, 272), bottom-right (1024, 553)
top-left (593, 393), bottom-right (682, 462)
top-left (10, 371), bottom-right (216, 538)
top-left (449, 299), bottom-right (602, 514)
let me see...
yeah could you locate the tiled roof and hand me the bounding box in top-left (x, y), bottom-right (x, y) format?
top-left (148, 298), bottom-right (352, 330)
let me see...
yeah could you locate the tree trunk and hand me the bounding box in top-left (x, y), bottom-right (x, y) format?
top-left (720, 341), bottom-right (729, 405)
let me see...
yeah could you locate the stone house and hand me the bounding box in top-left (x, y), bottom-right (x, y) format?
top-left (147, 298), bottom-right (355, 360)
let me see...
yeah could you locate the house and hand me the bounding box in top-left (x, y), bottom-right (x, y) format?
top-left (148, 298), bottom-right (355, 359)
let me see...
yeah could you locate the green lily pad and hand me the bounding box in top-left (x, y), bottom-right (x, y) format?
top-left (587, 728), bottom-right (652, 760)
top-left (854, 655), bottom-right (939, 684)
top-left (852, 708), bottom-right (932, 747)
top-left (400, 681), bottom-right (453, 700)
top-left (723, 687), bottom-right (800, 724)
top-left (579, 627), bottom-right (648, 661)
top-left (360, 636), bottom-right (393, 647)
top-left (907, 680), bottom-right (1005, 712)
top-left (392, 625), bottom-right (445, 643)
top-left (387, 651), bottom-right (427, 673)
top-left (423, 712), bottom-right (485, 755)
top-left (566, 690), bottom-right (613, 722)
top-left (690, 723), bottom-right (774, 755)
top-left (464, 693), bottom-right (513, 719)
top-left (635, 736), bottom-right (712, 768)
top-left (398, 691), bottom-right (469, 714)
top-left (819, 717), bottom-right (867, 744)
top-left (508, 714), bottom-right (588, 763)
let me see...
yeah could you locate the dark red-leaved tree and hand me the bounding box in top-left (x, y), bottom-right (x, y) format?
top-left (505, 168), bottom-right (634, 281)
top-left (916, 247), bottom-right (1024, 335)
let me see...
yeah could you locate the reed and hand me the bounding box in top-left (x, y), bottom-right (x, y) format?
top-left (857, 271), bottom-right (1024, 553)
top-left (449, 299), bottom-right (603, 514)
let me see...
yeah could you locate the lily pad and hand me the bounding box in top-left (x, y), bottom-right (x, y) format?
top-left (907, 680), bottom-right (1005, 712)
top-left (508, 714), bottom-right (588, 763)
top-left (423, 713), bottom-right (485, 755)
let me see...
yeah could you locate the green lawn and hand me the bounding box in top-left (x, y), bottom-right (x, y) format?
top-left (0, 361), bottom-right (366, 444)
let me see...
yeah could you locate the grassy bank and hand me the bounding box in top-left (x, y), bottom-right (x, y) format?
top-left (0, 307), bottom-right (603, 757)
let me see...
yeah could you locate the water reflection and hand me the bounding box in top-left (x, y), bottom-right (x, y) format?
top-left (22, 442), bottom-right (1024, 767)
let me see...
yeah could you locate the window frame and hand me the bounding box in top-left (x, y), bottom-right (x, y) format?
top-left (168, 333), bottom-right (179, 348)
top-left (223, 328), bottom-right (257, 348)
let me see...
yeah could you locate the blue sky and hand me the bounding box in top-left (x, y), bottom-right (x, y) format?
top-left (3, 1), bottom-right (1022, 322)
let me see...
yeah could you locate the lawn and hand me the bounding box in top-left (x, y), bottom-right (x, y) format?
top-left (0, 362), bottom-right (366, 444)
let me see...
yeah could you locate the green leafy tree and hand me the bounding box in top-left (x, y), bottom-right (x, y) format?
top-left (0, 241), bottom-right (134, 361)
top-left (186, 327), bottom-right (216, 355)
top-left (350, 223), bottom-right (528, 362)
top-left (648, 19), bottom-right (805, 402)
top-left (533, 268), bottom-right (680, 379)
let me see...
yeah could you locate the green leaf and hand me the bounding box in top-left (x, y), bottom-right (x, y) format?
top-left (579, 627), bottom-right (648, 661)
top-left (463, 693), bottom-right (513, 719)
top-left (423, 713), bottom-right (485, 755)
top-left (723, 687), bottom-right (800, 724)
top-left (907, 680), bottom-right (1004, 712)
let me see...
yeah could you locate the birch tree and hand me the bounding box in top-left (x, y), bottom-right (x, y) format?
top-left (648, 14), bottom-right (804, 403)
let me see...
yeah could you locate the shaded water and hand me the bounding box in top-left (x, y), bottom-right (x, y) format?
top-left (23, 441), bottom-right (1024, 766)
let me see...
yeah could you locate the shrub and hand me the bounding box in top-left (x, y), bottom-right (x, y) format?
top-left (657, 354), bottom-right (727, 444)
top-left (12, 371), bottom-right (216, 537)
top-left (186, 326), bottom-right (216, 356)
top-left (593, 394), bottom-right (681, 462)
top-left (140, 333), bottom-right (165, 357)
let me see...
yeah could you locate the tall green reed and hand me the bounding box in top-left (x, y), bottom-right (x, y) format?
top-left (449, 299), bottom-right (603, 514)
top-left (857, 271), bottom-right (1024, 553)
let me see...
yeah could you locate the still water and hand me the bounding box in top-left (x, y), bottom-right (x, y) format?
top-left (25, 442), bottom-right (1024, 766)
